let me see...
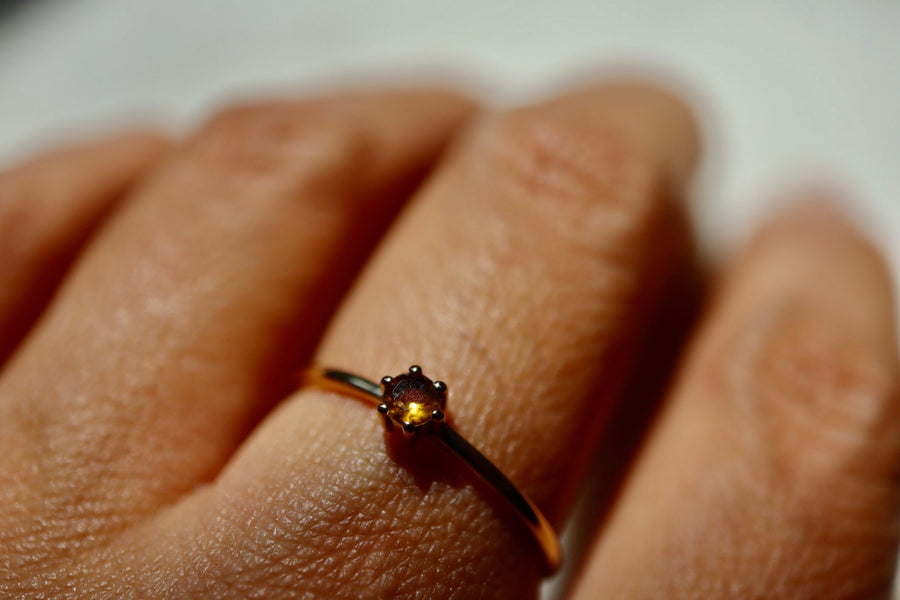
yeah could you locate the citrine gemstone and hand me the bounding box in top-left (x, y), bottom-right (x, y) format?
top-left (382, 369), bottom-right (445, 429)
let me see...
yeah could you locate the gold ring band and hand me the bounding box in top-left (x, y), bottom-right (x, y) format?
top-left (303, 365), bottom-right (562, 574)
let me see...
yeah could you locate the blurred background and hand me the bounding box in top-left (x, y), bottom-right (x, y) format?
top-left (1, 0), bottom-right (898, 596)
top-left (1, 1), bottom-right (898, 268)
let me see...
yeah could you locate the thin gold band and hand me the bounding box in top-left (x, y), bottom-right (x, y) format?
top-left (303, 366), bottom-right (562, 574)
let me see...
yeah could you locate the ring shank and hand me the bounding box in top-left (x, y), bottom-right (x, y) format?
top-left (303, 367), bottom-right (562, 573)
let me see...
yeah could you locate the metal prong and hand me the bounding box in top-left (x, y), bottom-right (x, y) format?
top-left (402, 421), bottom-right (416, 433)
top-left (433, 380), bottom-right (447, 393)
top-left (381, 376), bottom-right (392, 386)
top-left (377, 403), bottom-right (389, 415)
top-left (409, 365), bottom-right (422, 374)
top-left (432, 409), bottom-right (445, 422)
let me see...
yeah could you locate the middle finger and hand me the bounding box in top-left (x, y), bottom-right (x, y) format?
top-left (0, 89), bottom-right (473, 536)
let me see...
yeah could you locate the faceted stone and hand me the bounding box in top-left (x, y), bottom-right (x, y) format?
top-left (382, 369), bottom-right (444, 429)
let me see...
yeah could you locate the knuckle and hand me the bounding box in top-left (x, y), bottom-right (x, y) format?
top-left (471, 109), bottom-right (668, 254)
top-left (190, 102), bottom-right (368, 189)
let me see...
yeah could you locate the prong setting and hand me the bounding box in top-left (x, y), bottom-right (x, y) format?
top-left (378, 366), bottom-right (448, 434)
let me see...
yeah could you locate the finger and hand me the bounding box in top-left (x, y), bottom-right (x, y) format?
top-left (130, 84), bottom-right (701, 599)
top-left (570, 200), bottom-right (900, 599)
top-left (0, 90), bottom-right (474, 541)
top-left (0, 133), bottom-right (167, 364)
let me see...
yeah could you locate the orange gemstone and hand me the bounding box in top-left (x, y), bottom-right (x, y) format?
top-left (383, 369), bottom-right (444, 429)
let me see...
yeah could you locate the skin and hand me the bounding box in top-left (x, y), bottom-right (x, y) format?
top-left (0, 83), bottom-right (896, 599)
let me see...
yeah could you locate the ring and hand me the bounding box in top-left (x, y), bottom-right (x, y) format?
top-left (303, 364), bottom-right (562, 574)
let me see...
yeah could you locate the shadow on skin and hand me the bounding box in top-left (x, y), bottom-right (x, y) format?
top-left (382, 421), bottom-right (548, 575)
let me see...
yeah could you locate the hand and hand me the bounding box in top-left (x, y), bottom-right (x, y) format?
top-left (1, 84), bottom-right (897, 599)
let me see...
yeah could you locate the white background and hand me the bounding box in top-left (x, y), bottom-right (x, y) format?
top-left (1, 0), bottom-right (898, 596)
top-left (1, 1), bottom-right (898, 262)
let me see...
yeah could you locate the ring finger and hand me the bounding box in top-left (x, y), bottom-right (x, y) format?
top-left (118, 83), bottom-right (700, 598)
